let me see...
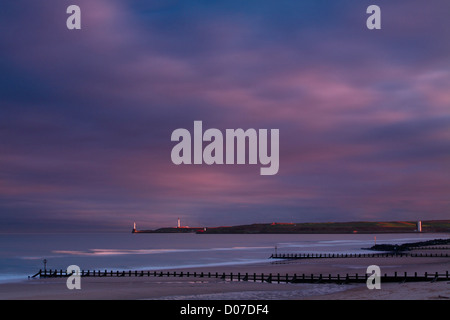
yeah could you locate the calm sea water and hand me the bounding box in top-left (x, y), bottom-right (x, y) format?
top-left (0, 232), bottom-right (446, 283)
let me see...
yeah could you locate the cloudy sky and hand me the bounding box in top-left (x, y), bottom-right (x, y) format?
top-left (1, 0), bottom-right (449, 232)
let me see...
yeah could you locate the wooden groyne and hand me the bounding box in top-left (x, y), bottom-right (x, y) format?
top-left (270, 252), bottom-right (450, 259)
top-left (31, 269), bottom-right (449, 284)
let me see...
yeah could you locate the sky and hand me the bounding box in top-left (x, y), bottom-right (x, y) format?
top-left (0, 0), bottom-right (449, 232)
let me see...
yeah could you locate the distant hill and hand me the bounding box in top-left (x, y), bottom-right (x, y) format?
top-left (132, 220), bottom-right (450, 234)
top-left (196, 220), bottom-right (450, 234)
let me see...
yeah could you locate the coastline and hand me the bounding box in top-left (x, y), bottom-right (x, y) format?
top-left (133, 220), bottom-right (450, 234)
top-left (1, 246), bottom-right (448, 300)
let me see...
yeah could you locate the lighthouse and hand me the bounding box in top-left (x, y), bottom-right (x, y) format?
top-left (177, 218), bottom-right (181, 228)
top-left (132, 222), bottom-right (136, 233)
top-left (417, 220), bottom-right (422, 232)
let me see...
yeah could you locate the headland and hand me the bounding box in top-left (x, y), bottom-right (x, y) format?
top-left (132, 220), bottom-right (450, 234)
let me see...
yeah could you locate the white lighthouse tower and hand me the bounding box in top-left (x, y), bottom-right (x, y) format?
top-left (177, 218), bottom-right (181, 228)
top-left (417, 220), bottom-right (422, 232)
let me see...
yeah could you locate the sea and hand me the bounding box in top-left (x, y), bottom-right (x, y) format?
top-left (0, 232), bottom-right (446, 284)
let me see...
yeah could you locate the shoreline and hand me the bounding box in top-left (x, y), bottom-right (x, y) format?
top-left (1, 247), bottom-right (449, 300)
top-left (1, 235), bottom-right (448, 300)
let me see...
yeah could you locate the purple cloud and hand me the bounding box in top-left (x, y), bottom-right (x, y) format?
top-left (0, 0), bottom-right (449, 232)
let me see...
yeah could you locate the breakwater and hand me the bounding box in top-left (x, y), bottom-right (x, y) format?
top-left (270, 252), bottom-right (449, 259)
top-left (31, 268), bottom-right (449, 284)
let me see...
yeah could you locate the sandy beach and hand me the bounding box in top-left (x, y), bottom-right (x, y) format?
top-left (1, 247), bottom-right (449, 300)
